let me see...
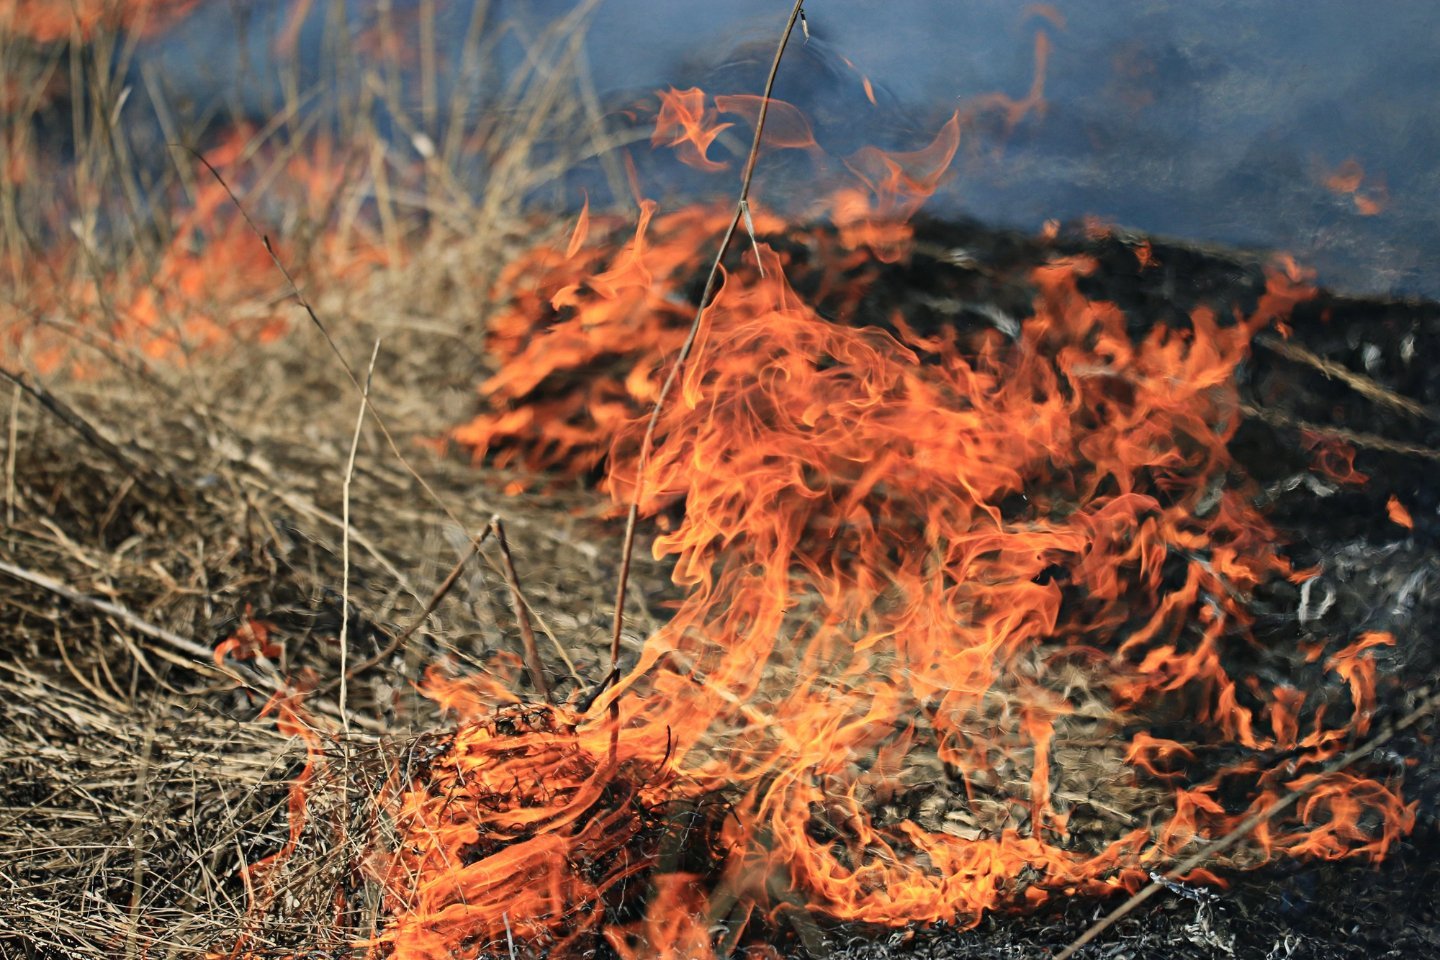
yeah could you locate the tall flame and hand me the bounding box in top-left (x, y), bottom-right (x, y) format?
top-left (405, 95), bottom-right (1418, 956)
top-left (168, 62), bottom-right (1419, 956)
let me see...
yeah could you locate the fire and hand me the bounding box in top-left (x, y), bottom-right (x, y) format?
top-left (652, 88), bottom-right (734, 174)
top-left (1321, 158), bottom-right (1390, 216)
top-left (213, 605), bottom-right (280, 667)
top-left (399, 88), bottom-right (1418, 956)
top-left (0, 0), bottom-right (198, 42)
top-left (1, 125), bottom-right (387, 374)
top-left (0, 1), bottom-right (1421, 952)
top-left (832, 111), bottom-right (960, 262)
top-left (1387, 494), bottom-right (1415, 530)
top-left (45, 9), bottom-right (1392, 945)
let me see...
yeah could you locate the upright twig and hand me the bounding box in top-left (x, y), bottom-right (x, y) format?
top-left (339, 340), bottom-right (381, 732)
top-left (317, 517), bottom-right (497, 698)
top-left (490, 518), bottom-right (553, 704)
top-left (600, 0), bottom-right (808, 715)
top-left (1055, 683), bottom-right (1440, 960)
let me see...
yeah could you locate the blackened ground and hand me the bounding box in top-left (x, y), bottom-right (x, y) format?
top-left (684, 216), bottom-right (1440, 960)
top-left (810, 823), bottom-right (1440, 960)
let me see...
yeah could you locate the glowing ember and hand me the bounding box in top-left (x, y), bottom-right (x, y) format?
top-left (1322, 158), bottom-right (1390, 217)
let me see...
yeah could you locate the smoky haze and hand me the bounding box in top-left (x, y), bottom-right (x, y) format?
top-left (117, 0), bottom-right (1440, 297)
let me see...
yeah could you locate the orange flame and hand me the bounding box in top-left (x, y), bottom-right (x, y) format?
top-left (2, 126), bottom-right (388, 374)
top-left (1303, 432), bottom-right (1369, 487)
top-left (1387, 494), bottom-right (1414, 530)
top-left (0, 0), bottom-right (198, 42)
top-left (1321, 158), bottom-right (1390, 216)
top-left (213, 605), bottom-right (280, 667)
top-left (653, 87), bottom-right (734, 173)
top-left (428, 200), bottom-right (1413, 954)
top-left (832, 110), bottom-right (961, 261)
top-left (195, 66), bottom-right (1412, 960)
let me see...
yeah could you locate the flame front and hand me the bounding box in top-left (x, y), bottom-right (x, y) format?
top-left (376, 96), bottom-right (1420, 958)
top-left (100, 62), bottom-right (1412, 954)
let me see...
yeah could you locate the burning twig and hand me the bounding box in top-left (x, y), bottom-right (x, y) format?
top-left (491, 517), bottom-right (553, 704)
top-left (603, 0), bottom-right (808, 708)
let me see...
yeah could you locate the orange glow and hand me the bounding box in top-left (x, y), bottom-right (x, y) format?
top-left (1387, 494), bottom-right (1414, 529)
top-left (833, 110), bottom-right (961, 261)
top-left (1303, 432), bottom-right (1368, 487)
top-left (1326, 631), bottom-right (1395, 736)
top-left (963, 24), bottom-right (1054, 137)
top-left (213, 605), bottom-right (280, 667)
top-left (0, 0), bottom-right (198, 42)
top-left (1324, 159), bottom-right (1365, 195)
top-left (1321, 158), bottom-right (1390, 216)
top-left (2, 126), bottom-right (388, 374)
top-left (605, 875), bottom-right (717, 960)
top-left (652, 87), bottom-right (734, 173)
top-left (1134, 240), bottom-right (1156, 270)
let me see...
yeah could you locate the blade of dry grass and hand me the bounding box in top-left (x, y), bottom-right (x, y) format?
top-left (339, 339), bottom-right (382, 732)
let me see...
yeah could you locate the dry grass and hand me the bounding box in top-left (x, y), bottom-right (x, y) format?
top-left (3, 7), bottom-right (1438, 959)
top-left (0, 6), bottom-right (672, 955)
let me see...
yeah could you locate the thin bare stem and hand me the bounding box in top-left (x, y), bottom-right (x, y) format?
top-left (318, 517), bottom-right (497, 696)
top-left (600, 0), bottom-right (808, 713)
top-left (491, 518), bottom-right (552, 704)
top-left (339, 339), bottom-right (382, 733)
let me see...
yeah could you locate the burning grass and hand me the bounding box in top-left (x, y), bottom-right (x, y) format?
top-left (3, 4), bottom-right (1440, 960)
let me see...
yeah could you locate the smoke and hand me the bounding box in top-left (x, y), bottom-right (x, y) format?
top-left (27, 0), bottom-right (1440, 296)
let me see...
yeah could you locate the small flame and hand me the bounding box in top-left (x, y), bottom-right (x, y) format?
top-left (1321, 158), bottom-right (1390, 216)
top-left (1386, 494), bottom-right (1414, 529)
top-left (833, 110), bottom-right (961, 261)
top-left (213, 605), bottom-right (280, 667)
top-left (653, 87), bottom-right (734, 173)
